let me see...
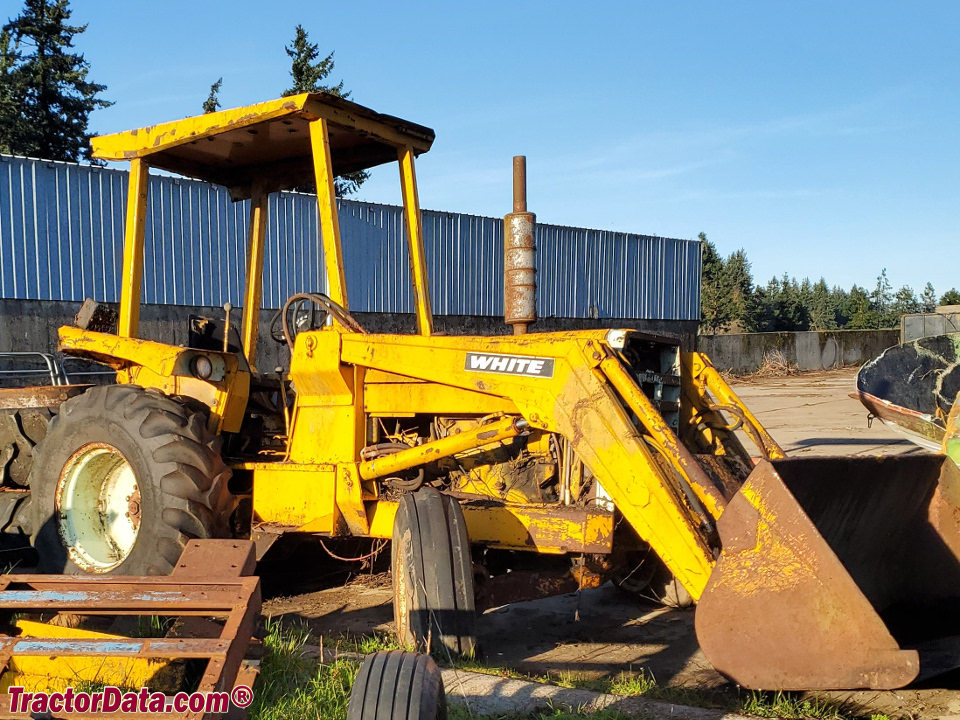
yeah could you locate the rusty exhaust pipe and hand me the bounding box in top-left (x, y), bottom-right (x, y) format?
top-left (504, 156), bottom-right (536, 334)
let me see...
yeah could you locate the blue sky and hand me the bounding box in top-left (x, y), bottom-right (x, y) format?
top-left (39, 1), bottom-right (960, 295)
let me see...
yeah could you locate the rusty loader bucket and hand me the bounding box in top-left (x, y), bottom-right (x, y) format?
top-left (696, 455), bottom-right (960, 690)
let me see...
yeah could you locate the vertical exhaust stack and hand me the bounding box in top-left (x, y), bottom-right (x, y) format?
top-left (504, 156), bottom-right (536, 334)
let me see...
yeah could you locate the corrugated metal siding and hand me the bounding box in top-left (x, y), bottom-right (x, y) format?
top-left (0, 154), bottom-right (701, 319)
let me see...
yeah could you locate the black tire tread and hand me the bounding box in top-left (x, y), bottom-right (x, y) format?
top-left (392, 489), bottom-right (476, 659)
top-left (347, 650), bottom-right (446, 720)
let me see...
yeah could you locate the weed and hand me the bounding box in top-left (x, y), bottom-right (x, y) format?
top-left (739, 690), bottom-right (881, 719)
top-left (135, 615), bottom-right (175, 638)
top-left (248, 620), bottom-right (360, 720)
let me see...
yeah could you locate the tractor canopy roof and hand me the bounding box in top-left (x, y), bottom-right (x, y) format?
top-left (91, 93), bottom-right (435, 199)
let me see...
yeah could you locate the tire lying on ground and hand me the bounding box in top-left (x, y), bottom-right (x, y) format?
top-left (392, 488), bottom-right (476, 659)
top-left (31, 384), bottom-right (235, 575)
top-left (348, 650), bottom-right (446, 720)
top-left (614, 550), bottom-right (693, 609)
top-left (647, 562), bottom-right (694, 609)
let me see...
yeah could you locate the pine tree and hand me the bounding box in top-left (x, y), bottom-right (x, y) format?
top-left (283, 25), bottom-right (345, 98)
top-left (779, 274), bottom-right (810, 330)
top-left (847, 285), bottom-right (877, 329)
top-left (891, 285), bottom-right (919, 319)
top-left (282, 24), bottom-right (367, 196)
top-left (830, 285), bottom-right (851, 328)
top-left (921, 282), bottom-right (938, 313)
top-left (721, 249), bottom-right (755, 331)
top-left (808, 278), bottom-right (837, 330)
top-left (1, 0), bottom-right (111, 161)
top-left (0, 29), bottom-right (24, 154)
top-left (870, 269), bottom-right (894, 328)
top-left (202, 77), bottom-right (222, 114)
top-left (941, 289), bottom-right (960, 307)
top-left (699, 234), bottom-right (729, 332)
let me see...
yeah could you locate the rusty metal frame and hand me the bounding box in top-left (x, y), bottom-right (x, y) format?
top-left (0, 540), bottom-right (261, 719)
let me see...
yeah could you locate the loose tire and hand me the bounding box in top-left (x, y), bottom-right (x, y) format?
top-left (648, 563), bottom-right (694, 608)
top-left (348, 651), bottom-right (446, 720)
top-left (614, 551), bottom-right (693, 609)
top-left (392, 489), bottom-right (476, 658)
top-left (31, 385), bottom-right (235, 575)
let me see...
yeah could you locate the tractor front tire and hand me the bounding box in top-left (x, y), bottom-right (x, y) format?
top-left (31, 385), bottom-right (234, 575)
top-left (392, 488), bottom-right (476, 659)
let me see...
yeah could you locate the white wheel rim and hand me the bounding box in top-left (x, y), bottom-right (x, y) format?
top-left (56, 442), bottom-right (141, 572)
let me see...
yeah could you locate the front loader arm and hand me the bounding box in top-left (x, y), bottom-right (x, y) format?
top-left (335, 330), bottom-right (718, 598)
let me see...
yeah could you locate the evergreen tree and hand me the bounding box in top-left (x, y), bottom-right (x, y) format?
top-left (808, 278), bottom-right (837, 330)
top-left (753, 274), bottom-right (809, 331)
top-left (0, 0), bottom-right (111, 161)
top-left (0, 29), bottom-right (24, 154)
top-left (779, 274), bottom-right (810, 330)
top-left (282, 24), bottom-right (367, 196)
top-left (847, 286), bottom-right (877, 329)
top-left (699, 233), bottom-right (729, 332)
top-left (921, 282), bottom-right (938, 313)
top-left (753, 277), bottom-right (782, 331)
top-left (830, 285), bottom-right (851, 327)
top-left (283, 25), bottom-right (345, 98)
top-left (721, 248), bottom-right (755, 331)
top-left (892, 285), bottom-right (919, 319)
top-left (691, 242), bottom-right (936, 333)
top-left (941, 289), bottom-right (960, 306)
top-left (202, 77), bottom-right (222, 114)
top-left (750, 284), bottom-right (772, 331)
top-left (870, 268), bottom-right (894, 328)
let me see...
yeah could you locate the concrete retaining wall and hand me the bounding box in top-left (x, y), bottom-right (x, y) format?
top-left (697, 329), bottom-right (901, 374)
top-left (0, 299), bottom-right (698, 372)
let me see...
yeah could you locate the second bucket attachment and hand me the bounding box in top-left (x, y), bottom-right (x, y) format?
top-left (696, 455), bottom-right (960, 690)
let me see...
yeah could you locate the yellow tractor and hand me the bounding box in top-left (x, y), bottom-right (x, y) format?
top-left (10, 92), bottom-right (960, 691)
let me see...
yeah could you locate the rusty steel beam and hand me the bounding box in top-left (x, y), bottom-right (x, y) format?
top-left (0, 385), bottom-right (89, 410)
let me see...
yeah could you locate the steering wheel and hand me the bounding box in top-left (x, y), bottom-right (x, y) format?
top-left (270, 293), bottom-right (366, 348)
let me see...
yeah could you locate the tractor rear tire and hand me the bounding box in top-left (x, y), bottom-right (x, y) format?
top-left (31, 385), bottom-right (235, 575)
top-left (348, 651), bottom-right (446, 720)
top-left (392, 489), bottom-right (476, 659)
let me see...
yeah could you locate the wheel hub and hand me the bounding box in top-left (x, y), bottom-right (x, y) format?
top-left (56, 442), bottom-right (141, 572)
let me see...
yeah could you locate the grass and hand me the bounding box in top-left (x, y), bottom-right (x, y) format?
top-left (248, 620), bottom-right (362, 720)
top-left (245, 623), bottom-right (899, 720)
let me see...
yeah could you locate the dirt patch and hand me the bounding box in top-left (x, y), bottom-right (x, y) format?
top-left (264, 572), bottom-right (395, 638)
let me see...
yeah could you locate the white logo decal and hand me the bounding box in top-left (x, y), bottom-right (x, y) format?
top-left (465, 353), bottom-right (555, 378)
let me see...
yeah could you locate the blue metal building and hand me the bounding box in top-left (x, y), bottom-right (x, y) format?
top-left (0, 154), bottom-right (701, 319)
